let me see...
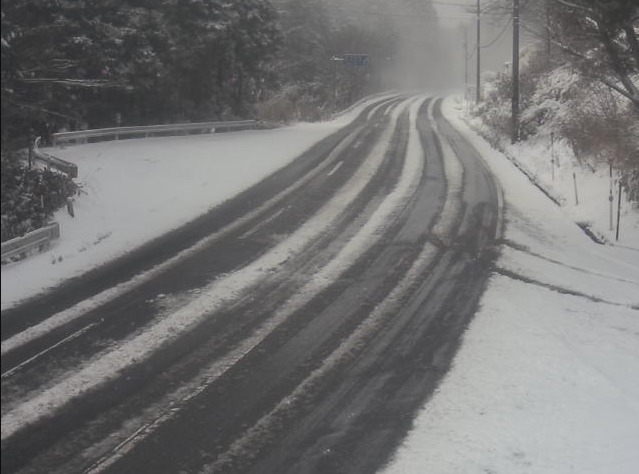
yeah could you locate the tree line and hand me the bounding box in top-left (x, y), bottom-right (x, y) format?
top-left (1, 0), bottom-right (282, 149)
top-left (1, 0), bottom-right (412, 150)
top-left (1, 0), bottom-right (418, 243)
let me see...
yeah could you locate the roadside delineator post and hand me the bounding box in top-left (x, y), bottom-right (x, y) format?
top-left (28, 128), bottom-right (35, 169)
top-left (616, 179), bottom-right (622, 241)
top-left (608, 162), bottom-right (614, 231)
top-left (550, 132), bottom-right (555, 181)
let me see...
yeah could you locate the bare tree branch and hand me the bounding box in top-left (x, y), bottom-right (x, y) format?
top-left (1, 96), bottom-right (82, 123)
top-left (20, 78), bottom-right (128, 89)
top-left (599, 77), bottom-right (639, 111)
top-left (622, 22), bottom-right (639, 67)
top-left (552, 0), bottom-right (592, 14)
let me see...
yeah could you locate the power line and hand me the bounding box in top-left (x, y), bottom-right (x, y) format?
top-left (482, 17), bottom-right (512, 48)
top-left (476, 0), bottom-right (481, 102)
top-left (512, 0), bottom-right (520, 143)
top-left (430, 1), bottom-right (475, 6)
top-left (322, 3), bottom-right (506, 22)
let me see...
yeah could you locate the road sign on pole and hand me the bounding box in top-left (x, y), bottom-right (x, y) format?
top-left (342, 54), bottom-right (369, 67)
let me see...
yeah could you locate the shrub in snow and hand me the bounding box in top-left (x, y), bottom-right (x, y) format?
top-left (475, 46), bottom-right (639, 205)
top-left (1, 152), bottom-right (78, 242)
top-left (256, 83), bottom-right (330, 123)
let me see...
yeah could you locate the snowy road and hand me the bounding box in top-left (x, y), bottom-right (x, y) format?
top-left (1, 95), bottom-right (502, 473)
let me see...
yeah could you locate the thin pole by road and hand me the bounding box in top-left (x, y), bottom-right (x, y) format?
top-left (476, 0), bottom-right (481, 103)
top-left (511, 0), bottom-right (520, 143)
top-left (616, 179), bottom-right (622, 241)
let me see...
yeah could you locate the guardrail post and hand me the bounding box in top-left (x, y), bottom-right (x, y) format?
top-left (1, 222), bottom-right (61, 263)
top-left (28, 129), bottom-right (35, 169)
top-left (115, 113), bottom-right (121, 140)
top-left (67, 198), bottom-right (75, 218)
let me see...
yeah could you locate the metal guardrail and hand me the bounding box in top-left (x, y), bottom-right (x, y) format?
top-left (5, 120), bottom-right (257, 264)
top-left (52, 120), bottom-right (257, 145)
top-left (1, 222), bottom-right (60, 262)
top-left (33, 147), bottom-right (79, 178)
top-left (31, 136), bottom-right (79, 178)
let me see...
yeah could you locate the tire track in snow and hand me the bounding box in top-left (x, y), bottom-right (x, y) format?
top-left (84, 98), bottom-right (434, 474)
top-left (0, 97), bottom-right (417, 443)
top-left (0, 98), bottom-right (400, 365)
top-left (71, 96), bottom-right (430, 474)
top-left (202, 96), bottom-right (468, 474)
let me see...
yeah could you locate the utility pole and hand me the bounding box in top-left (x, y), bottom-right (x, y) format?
top-left (512, 0), bottom-right (520, 143)
top-left (330, 55), bottom-right (343, 109)
top-left (545, 0), bottom-right (552, 59)
top-left (476, 0), bottom-right (481, 103)
top-left (463, 26), bottom-right (469, 104)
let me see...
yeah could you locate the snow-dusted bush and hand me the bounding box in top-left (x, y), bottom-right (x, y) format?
top-left (520, 64), bottom-right (580, 136)
top-left (256, 83), bottom-right (330, 123)
top-left (620, 119), bottom-right (639, 204)
top-left (556, 79), bottom-right (639, 204)
top-left (475, 49), bottom-right (561, 141)
top-left (1, 153), bottom-right (78, 242)
top-left (560, 82), bottom-right (636, 160)
top-left (475, 71), bottom-right (512, 144)
top-left (476, 46), bottom-right (639, 204)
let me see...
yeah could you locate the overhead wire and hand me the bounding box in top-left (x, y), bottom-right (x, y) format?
top-left (321, 1), bottom-right (505, 22)
top-left (430, 1), bottom-right (475, 6)
top-left (481, 17), bottom-right (512, 48)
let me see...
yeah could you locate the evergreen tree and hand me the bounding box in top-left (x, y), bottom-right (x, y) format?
top-left (1, 0), bottom-right (282, 144)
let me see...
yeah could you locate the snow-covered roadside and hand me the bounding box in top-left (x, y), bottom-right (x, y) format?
top-left (381, 98), bottom-right (639, 474)
top-left (0, 99), bottom-right (382, 311)
top-left (463, 99), bottom-right (639, 249)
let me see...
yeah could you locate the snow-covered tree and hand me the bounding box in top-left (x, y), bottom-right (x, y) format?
top-left (484, 0), bottom-right (639, 111)
top-left (1, 0), bottom-right (283, 142)
top-left (554, 0), bottom-right (638, 111)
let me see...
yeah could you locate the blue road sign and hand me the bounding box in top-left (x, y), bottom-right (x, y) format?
top-left (343, 54), bottom-right (369, 66)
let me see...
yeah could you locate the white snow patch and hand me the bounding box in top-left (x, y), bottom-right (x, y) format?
top-left (384, 276), bottom-right (639, 474)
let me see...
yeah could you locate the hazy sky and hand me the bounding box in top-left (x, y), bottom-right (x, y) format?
top-left (433, 0), bottom-right (515, 89)
top-left (432, 0), bottom-right (477, 27)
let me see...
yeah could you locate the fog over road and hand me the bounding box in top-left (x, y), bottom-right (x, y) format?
top-left (1, 95), bottom-right (501, 474)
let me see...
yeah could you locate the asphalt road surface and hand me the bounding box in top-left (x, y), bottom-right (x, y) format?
top-left (1, 95), bottom-right (501, 474)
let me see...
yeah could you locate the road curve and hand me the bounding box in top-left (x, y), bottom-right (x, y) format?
top-left (1, 95), bottom-right (501, 474)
